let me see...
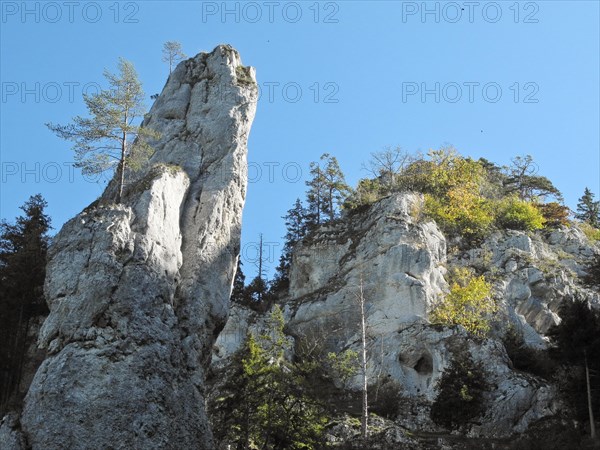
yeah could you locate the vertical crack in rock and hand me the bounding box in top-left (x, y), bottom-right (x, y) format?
top-left (2, 44), bottom-right (257, 450)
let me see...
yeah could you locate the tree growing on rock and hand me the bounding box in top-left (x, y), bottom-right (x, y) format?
top-left (355, 277), bottom-right (369, 439)
top-left (430, 349), bottom-right (489, 429)
top-left (270, 199), bottom-right (308, 298)
top-left (363, 146), bottom-right (411, 191)
top-left (244, 234), bottom-right (270, 308)
top-left (504, 155), bottom-right (562, 202)
top-left (162, 41), bottom-right (187, 74)
top-left (230, 258), bottom-right (248, 304)
top-left (576, 188), bottom-right (600, 228)
top-left (430, 268), bottom-right (496, 338)
top-left (47, 58), bottom-right (158, 203)
top-left (306, 153), bottom-right (351, 227)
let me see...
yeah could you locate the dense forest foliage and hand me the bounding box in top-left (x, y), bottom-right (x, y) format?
top-left (0, 195), bottom-right (51, 414)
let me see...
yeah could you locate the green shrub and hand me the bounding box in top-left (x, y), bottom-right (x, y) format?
top-left (582, 254), bottom-right (600, 289)
top-left (424, 189), bottom-right (494, 242)
top-left (430, 268), bottom-right (496, 337)
top-left (496, 196), bottom-right (545, 231)
top-left (579, 222), bottom-right (600, 242)
top-left (368, 379), bottom-right (404, 420)
top-left (430, 349), bottom-right (489, 429)
top-left (326, 349), bottom-right (359, 388)
top-left (343, 178), bottom-right (384, 209)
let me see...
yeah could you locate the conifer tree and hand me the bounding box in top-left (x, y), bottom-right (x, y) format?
top-left (504, 155), bottom-right (562, 202)
top-left (270, 199), bottom-right (307, 297)
top-left (305, 160), bottom-right (328, 227)
top-left (305, 153), bottom-right (350, 226)
top-left (430, 349), bottom-right (489, 429)
top-left (576, 187), bottom-right (600, 228)
top-left (230, 258), bottom-right (247, 304)
top-left (210, 306), bottom-right (328, 448)
top-left (0, 195), bottom-right (51, 411)
top-left (161, 41), bottom-right (186, 74)
top-left (245, 234), bottom-right (268, 305)
top-left (321, 153), bottom-right (351, 221)
top-left (47, 58), bottom-right (158, 203)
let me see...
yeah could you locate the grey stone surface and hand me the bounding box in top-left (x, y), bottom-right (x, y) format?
top-left (213, 193), bottom-right (598, 439)
top-left (4, 45), bottom-right (257, 450)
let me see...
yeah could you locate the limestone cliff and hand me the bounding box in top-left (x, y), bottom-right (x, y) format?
top-left (0, 44), bottom-right (257, 449)
top-left (211, 192), bottom-right (599, 443)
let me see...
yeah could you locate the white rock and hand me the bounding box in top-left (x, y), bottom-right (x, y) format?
top-left (7, 45), bottom-right (257, 450)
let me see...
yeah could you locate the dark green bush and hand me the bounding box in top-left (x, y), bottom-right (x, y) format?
top-left (368, 378), bottom-right (404, 420)
top-left (430, 350), bottom-right (489, 429)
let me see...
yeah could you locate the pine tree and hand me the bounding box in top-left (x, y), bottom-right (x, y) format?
top-left (504, 155), bottom-right (562, 202)
top-left (0, 195), bottom-right (51, 412)
top-left (430, 349), bottom-right (489, 429)
top-left (576, 188), bottom-right (600, 228)
top-left (305, 153), bottom-right (350, 226)
top-left (47, 58), bottom-right (158, 203)
top-left (270, 199), bottom-right (307, 297)
top-left (161, 41), bottom-right (186, 74)
top-left (321, 153), bottom-right (351, 221)
top-left (230, 258), bottom-right (247, 304)
top-left (245, 234), bottom-right (268, 306)
top-left (305, 160), bottom-right (328, 227)
top-left (211, 306), bottom-right (328, 448)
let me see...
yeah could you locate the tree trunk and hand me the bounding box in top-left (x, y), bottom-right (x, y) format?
top-left (257, 234), bottom-right (263, 303)
top-left (117, 132), bottom-right (127, 203)
top-left (585, 351), bottom-right (596, 440)
top-left (358, 278), bottom-right (368, 440)
top-left (329, 187), bottom-right (334, 221)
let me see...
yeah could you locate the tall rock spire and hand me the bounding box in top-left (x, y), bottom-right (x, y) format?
top-left (2, 44), bottom-right (257, 449)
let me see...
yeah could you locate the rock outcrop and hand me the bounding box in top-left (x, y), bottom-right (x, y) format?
top-left (1, 44), bottom-right (257, 449)
top-left (212, 193), bottom-right (599, 441)
top-left (454, 227), bottom-right (600, 346)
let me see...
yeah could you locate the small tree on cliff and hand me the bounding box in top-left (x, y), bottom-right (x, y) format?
top-left (576, 188), bottom-right (600, 228)
top-left (270, 199), bottom-right (308, 297)
top-left (363, 146), bottom-right (411, 191)
top-left (162, 41), bottom-right (187, 74)
top-left (306, 153), bottom-right (350, 227)
top-left (431, 349), bottom-right (489, 429)
top-left (244, 234), bottom-right (269, 306)
top-left (47, 58), bottom-right (158, 203)
top-left (230, 258), bottom-right (248, 304)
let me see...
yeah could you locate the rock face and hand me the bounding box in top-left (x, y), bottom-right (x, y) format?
top-left (454, 227), bottom-right (599, 346)
top-left (211, 193), bottom-right (598, 441)
top-left (4, 45), bottom-right (257, 449)
top-left (287, 193), bottom-right (447, 344)
top-left (283, 193), bottom-right (562, 436)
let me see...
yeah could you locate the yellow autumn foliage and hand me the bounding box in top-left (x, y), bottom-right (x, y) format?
top-left (430, 268), bottom-right (497, 337)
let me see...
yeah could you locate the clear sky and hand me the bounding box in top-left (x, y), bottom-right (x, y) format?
top-left (1, 1), bottom-right (599, 280)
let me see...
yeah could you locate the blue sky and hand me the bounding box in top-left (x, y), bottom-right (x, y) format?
top-left (1, 1), bottom-right (599, 279)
